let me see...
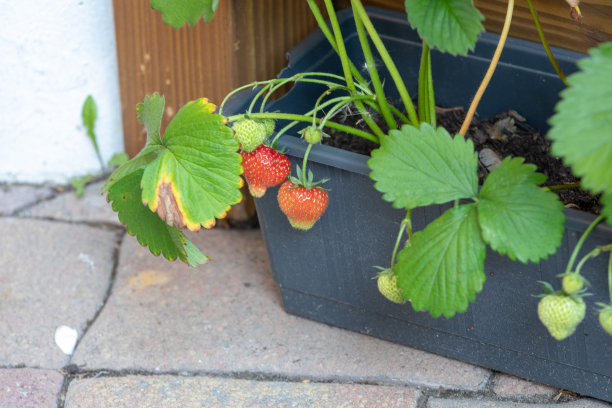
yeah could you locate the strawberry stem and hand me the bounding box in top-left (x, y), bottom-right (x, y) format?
top-left (323, 0), bottom-right (386, 140)
top-left (390, 212), bottom-right (412, 268)
top-left (525, 0), bottom-right (569, 87)
top-left (352, 4), bottom-right (397, 130)
top-left (459, 0), bottom-right (514, 137)
top-left (351, 0), bottom-right (419, 127)
top-left (574, 245), bottom-right (612, 275)
top-left (226, 112), bottom-right (378, 143)
top-left (301, 143), bottom-right (313, 186)
top-left (565, 215), bottom-right (605, 275)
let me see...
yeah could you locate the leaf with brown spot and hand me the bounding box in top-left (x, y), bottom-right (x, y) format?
top-left (107, 169), bottom-right (209, 267)
top-left (141, 97), bottom-right (243, 230)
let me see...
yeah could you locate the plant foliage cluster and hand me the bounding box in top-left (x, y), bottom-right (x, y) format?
top-left (104, 0), bottom-right (612, 336)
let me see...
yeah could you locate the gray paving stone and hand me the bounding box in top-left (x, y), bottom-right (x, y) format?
top-left (492, 374), bottom-right (557, 400)
top-left (0, 218), bottom-right (116, 368)
top-left (427, 397), bottom-right (611, 407)
top-left (20, 181), bottom-right (120, 225)
top-left (0, 368), bottom-right (63, 408)
top-left (73, 229), bottom-right (490, 390)
top-left (0, 185), bottom-right (55, 215)
top-left (64, 374), bottom-right (420, 408)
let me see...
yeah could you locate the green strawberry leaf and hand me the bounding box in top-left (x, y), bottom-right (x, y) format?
top-left (477, 157), bottom-right (565, 263)
top-left (101, 145), bottom-right (160, 194)
top-left (140, 97), bottom-right (242, 231)
top-left (396, 204), bottom-right (486, 318)
top-left (404, 0), bottom-right (484, 56)
top-left (369, 123), bottom-right (478, 209)
top-left (150, 0), bottom-right (219, 27)
top-left (549, 43), bottom-right (612, 195)
top-left (107, 169), bottom-right (209, 267)
top-left (137, 92), bottom-right (165, 146)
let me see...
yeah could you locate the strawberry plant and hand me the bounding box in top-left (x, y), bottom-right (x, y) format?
top-left (104, 0), bottom-right (612, 341)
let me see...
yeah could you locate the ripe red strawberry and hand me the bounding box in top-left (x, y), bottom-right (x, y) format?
top-left (241, 145), bottom-right (291, 197)
top-left (277, 180), bottom-right (329, 230)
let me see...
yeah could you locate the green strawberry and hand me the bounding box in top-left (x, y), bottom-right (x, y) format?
top-left (376, 270), bottom-right (405, 304)
top-left (561, 273), bottom-right (588, 294)
top-left (537, 293), bottom-right (586, 340)
top-left (598, 305), bottom-right (612, 336)
top-left (259, 118), bottom-right (275, 137)
top-left (303, 126), bottom-right (323, 144)
top-left (233, 119), bottom-right (267, 152)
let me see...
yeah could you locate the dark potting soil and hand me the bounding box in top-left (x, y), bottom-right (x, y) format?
top-left (323, 103), bottom-right (601, 214)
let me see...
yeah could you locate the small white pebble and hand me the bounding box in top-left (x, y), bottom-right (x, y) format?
top-left (54, 326), bottom-right (78, 355)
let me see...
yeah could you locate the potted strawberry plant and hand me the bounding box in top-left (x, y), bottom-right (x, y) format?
top-left (104, 0), bottom-right (612, 401)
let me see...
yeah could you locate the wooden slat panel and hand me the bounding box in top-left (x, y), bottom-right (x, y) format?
top-left (113, 0), bottom-right (237, 157)
top-left (113, 0), bottom-right (323, 157)
top-left (341, 0), bottom-right (611, 54)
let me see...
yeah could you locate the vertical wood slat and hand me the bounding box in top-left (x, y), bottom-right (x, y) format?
top-left (339, 0), bottom-right (611, 54)
top-left (113, 0), bottom-right (323, 157)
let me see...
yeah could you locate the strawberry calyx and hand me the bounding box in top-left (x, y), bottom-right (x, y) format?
top-left (291, 164), bottom-right (329, 190)
top-left (300, 126), bottom-right (329, 145)
top-left (557, 272), bottom-right (590, 295)
top-left (536, 280), bottom-right (587, 303)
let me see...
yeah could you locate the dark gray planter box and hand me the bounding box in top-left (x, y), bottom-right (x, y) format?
top-left (226, 7), bottom-right (612, 402)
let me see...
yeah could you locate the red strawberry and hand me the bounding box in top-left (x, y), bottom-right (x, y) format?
top-left (277, 180), bottom-right (329, 230)
top-left (241, 145), bottom-right (291, 197)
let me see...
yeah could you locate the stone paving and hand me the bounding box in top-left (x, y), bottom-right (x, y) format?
top-left (0, 181), bottom-right (610, 408)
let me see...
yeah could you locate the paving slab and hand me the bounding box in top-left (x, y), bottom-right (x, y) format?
top-left (0, 218), bottom-right (117, 368)
top-left (0, 185), bottom-right (55, 215)
top-left (73, 229), bottom-right (490, 390)
top-left (64, 374), bottom-right (421, 408)
top-left (20, 181), bottom-right (119, 225)
top-left (0, 368), bottom-right (63, 408)
top-left (492, 374), bottom-right (557, 400)
top-left (427, 397), bottom-right (611, 407)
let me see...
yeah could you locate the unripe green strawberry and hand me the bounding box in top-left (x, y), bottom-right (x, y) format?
top-left (537, 294), bottom-right (586, 340)
top-left (561, 273), bottom-right (586, 294)
top-left (377, 271), bottom-right (405, 304)
top-left (259, 118), bottom-right (275, 137)
top-left (599, 306), bottom-right (612, 336)
top-left (233, 119), bottom-right (267, 152)
top-left (303, 126), bottom-right (322, 144)
top-left (240, 145), bottom-right (291, 197)
top-left (277, 180), bottom-right (329, 230)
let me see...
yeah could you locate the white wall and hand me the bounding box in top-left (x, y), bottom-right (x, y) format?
top-left (0, 0), bottom-right (124, 184)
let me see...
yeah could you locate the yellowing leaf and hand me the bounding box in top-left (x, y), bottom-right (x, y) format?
top-left (140, 98), bottom-right (243, 230)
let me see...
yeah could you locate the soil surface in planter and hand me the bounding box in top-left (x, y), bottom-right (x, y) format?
top-left (324, 103), bottom-right (601, 214)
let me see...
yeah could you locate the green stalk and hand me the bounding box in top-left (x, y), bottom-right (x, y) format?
top-left (226, 112), bottom-right (378, 143)
top-left (565, 215), bottom-right (606, 275)
top-left (525, 0), bottom-right (569, 87)
top-left (320, 96), bottom-right (376, 128)
top-left (271, 95), bottom-right (378, 145)
top-left (352, 2), bottom-right (396, 130)
top-left (387, 104), bottom-right (410, 124)
top-left (306, 0), bottom-right (366, 84)
top-left (301, 143), bottom-right (314, 185)
top-left (324, 0), bottom-right (385, 140)
top-left (544, 182), bottom-right (581, 191)
top-left (608, 252), bottom-right (612, 304)
top-left (351, 0), bottom-right (419, 127)
top-left (418, 40), bottom-right (436, 126)
top-left (391, 212), bottom-right (412, 268)
top-left (575, 244), bottom-right (612, 275)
